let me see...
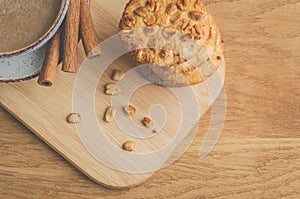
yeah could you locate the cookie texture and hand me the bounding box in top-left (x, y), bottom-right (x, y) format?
top-left (119, 0), bottom-right (224, 86)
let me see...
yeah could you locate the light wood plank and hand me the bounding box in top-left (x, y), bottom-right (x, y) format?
top-left (1, 0), bottom-right (300, 197)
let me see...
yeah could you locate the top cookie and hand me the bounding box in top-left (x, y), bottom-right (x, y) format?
top-left (119, 0), bottom-right (224, 85)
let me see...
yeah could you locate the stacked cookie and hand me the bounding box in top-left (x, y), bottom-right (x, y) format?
top-left (119, 0), bottom-right (224, 86)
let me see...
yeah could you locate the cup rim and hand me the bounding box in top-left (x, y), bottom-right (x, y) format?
top-left (0, 0), bottom-right (69, 58)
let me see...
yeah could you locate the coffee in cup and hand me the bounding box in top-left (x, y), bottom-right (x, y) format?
top-left (0, 0), bottom-right (62, 53)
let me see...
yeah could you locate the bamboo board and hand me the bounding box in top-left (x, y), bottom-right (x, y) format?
top-left (0, 0), bottom-right (225, 188)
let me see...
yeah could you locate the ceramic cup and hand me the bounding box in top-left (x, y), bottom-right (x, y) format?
top-left (0, 0), bottom-right (70, 83)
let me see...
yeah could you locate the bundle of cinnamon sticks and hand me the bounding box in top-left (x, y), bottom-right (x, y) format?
top-left (38, 0), bottom-right (100, 86)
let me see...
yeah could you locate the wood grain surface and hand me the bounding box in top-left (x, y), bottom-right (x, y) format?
top-left (0, 0), bottom-right (225, 188)
top-left (1, 0), bottom-right (300, 198)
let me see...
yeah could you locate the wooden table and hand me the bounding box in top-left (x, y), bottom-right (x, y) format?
top-left (1, 0), bottom-right (299, 198)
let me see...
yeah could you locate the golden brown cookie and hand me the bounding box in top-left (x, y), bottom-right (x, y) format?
top-left (119, 0), bottom-right (224, 86)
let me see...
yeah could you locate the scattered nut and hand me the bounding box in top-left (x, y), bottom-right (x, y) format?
top-left (160, 49), bottom-right (173, 59)
top-left (104, 106), bottom-right (116, 123)
top-left (159, 50), bottom-right (167, 58)
top-left (66, 113), bottom-right (81, 124)
top-left (154, 1), bottom-right (160, 12)
top-left (145, 0), bottom-right (159, 12)
top-left (136, 49), bottom-right (144, 61)
top-left (144, 15), bottom-right (156, 26)
top-left (189, 11), bottom-right (204, 21)
top-left (181, 19), bottom-right (192, 31)
top-left (181, 20), bottom-right (189, 31)
top-left (192, 26), bottom-right (202, 40)
top-left (166, 3), bottom-right (177, 15)
top-left (160, 45), bottom-right (173, 59)
top-left (177, 0), bottom-right (188, 11)
top-left (122, 141), bottom-right (135, 152)
top-left (145, 0), bottom-right (156, 11)
top-left (124, 105), bottom-right (137, 116)
top-left (105, 83), bottom-right (121, 95)
top-left (123, 13), bottom-right (136, 27)
top-left (143, 51), bottom-right (154, 63)
top-left (191, 28), bottom-right (201, 40)
top-left (171, 13), bottom-right (181, 24)
top-left (111, 69), bottom-right (125, 81)
top-left (134, 7), bottom-right (147, 18)
top-left (143, 116), bottom-right (153, 128)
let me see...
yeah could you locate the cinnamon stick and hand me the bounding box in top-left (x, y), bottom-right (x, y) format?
top-left (80, 0), bottom-right (101, 58)
top-left (62, 0), bottom-right (81, 73)
top-left (38, 29), bottom-right (61, 87)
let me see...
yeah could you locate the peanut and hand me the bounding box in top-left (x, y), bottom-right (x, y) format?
top-left (122, 141), bottom-right (135, 152)
top-left (143, 116), bottom-right (153, 128)
top-left (124, 105), bottom-right (137, 116)
top-left (111, 70), bottom-right (125, 81)
top-left (134, 7), bottom-right (147, 18)
top-left (105, 83), bottom-right (121, 95)
top-left (66, 113), bottom-right (81, 124)
top-left (104, 106), bottom-right (115, 123)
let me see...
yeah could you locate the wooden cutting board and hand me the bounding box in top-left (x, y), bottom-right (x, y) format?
top-left (0, 0), bottom-right (225, 188)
